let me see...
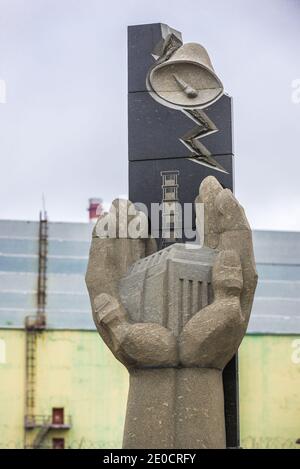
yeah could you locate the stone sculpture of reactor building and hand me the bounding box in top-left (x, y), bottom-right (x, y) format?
top-left (119, 244), bottom-right (216, 337)
top-left (86, 24), bottom-right (258, 449)
top-left (86, 179), bottom-right (257, 449)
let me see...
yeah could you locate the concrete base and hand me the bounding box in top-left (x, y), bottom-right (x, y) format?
top-left (123, 367), bottom-right (226, 449)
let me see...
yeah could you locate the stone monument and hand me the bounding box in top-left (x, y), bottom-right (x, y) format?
top-left (85, 176), bottom-right (257, 448)
top-left (127, 24), bottom-right (238, 446)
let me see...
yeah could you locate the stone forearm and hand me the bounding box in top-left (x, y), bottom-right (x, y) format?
top-left (123, 367), bottom-right (226, 449)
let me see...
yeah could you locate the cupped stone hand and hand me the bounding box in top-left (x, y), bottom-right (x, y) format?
top-left (86, 177), bottom-right (258, 449)
top-left (93, 292), bottom-right (178, 368)
top-left (179, 176), bottom-right (257, 369)
top-left (85, 199), bottom-right (177, 368)
top-left (86, 177), bottom-right (257, 371)
top-left (179, 249), bottom-right (244, 369)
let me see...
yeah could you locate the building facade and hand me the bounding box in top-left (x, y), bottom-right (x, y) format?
top-left (0, 220), bottom-right (299, 449)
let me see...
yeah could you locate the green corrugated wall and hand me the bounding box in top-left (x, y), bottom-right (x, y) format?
top-left (0, 330), bottom-right (299, 449)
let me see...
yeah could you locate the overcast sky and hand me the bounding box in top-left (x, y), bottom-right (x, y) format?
top-left (0, 0), bottom-right (299, 230)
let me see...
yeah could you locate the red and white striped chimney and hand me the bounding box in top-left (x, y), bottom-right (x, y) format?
top-left (88, 198), bottom-right (103, 222)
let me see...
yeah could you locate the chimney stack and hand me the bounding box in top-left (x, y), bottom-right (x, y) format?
top-left (88, 198), bottom-right (103, 222)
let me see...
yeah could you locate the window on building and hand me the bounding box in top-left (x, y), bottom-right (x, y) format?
top-left (163, 188), bottom-right (178, 201)
top-left (164, 174), bottom-right (176, 183)
top-left (52, 438), bottom-right (65, 449)
top-left (52, 408), bottom-right (64, 425)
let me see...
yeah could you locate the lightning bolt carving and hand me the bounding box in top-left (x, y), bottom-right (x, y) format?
top-left (181, 109), bottom-right (228, 174)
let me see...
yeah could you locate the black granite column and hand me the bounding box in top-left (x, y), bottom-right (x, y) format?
top-left (128, 23), bottom-right (239, 448)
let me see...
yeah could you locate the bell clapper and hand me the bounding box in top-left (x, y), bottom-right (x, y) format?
top-left (172, 74), bottom-right (198, 99)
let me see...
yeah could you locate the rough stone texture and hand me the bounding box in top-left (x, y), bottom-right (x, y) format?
top-left (123, 368), bottom-right (225, 449)
top-left (85, 176), bottom-right (258, 449)
top-left (119, 244), bottom-right (216, 336)
top-left (197, 176), bottom-right (258, 329)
